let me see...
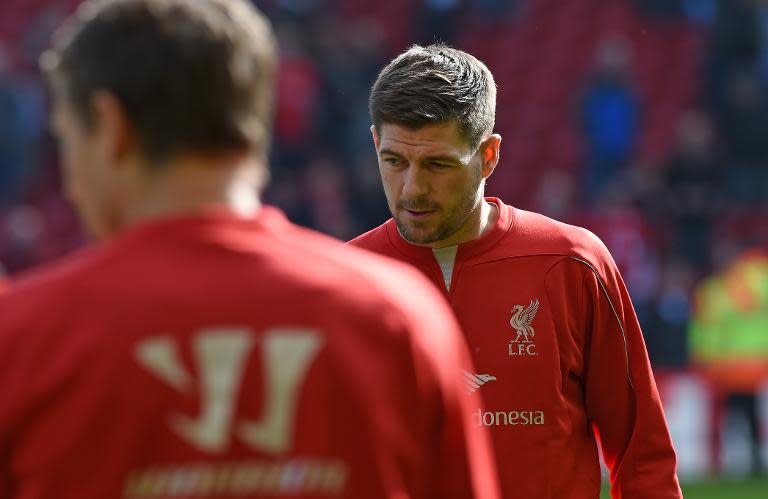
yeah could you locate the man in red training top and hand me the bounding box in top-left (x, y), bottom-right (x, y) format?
top-left (349, 44), bottom-right (682, 498)
top-left (0, 3), bottom-right (499, 498)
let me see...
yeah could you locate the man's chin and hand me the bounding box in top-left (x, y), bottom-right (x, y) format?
top-left (395, 220), bottom-right (441, 246)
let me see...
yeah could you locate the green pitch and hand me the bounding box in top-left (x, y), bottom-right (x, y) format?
top-left (600, 477), bottom-right (768, 498)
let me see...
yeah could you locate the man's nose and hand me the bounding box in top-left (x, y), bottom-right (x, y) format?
top-left (401, 165), bottom-right (430, 199)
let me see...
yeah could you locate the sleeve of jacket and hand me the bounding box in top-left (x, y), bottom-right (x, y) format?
top-left (578, 244), bottom-right (682, 499)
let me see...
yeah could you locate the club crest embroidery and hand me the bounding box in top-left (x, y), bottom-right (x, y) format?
top-left (509, 299), bottom-right (540, 356)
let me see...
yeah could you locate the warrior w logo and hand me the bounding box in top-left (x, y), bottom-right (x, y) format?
top-left (135, 327), bottom-right (322, 454)
top-left (509, 299), bottom-right (540, 356)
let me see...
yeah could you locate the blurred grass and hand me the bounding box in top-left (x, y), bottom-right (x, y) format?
top-left (600, 477), bottom-right (768, 498)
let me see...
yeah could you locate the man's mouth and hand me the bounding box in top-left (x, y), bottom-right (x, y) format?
top-left (403, 208), bottom-right (437, 219)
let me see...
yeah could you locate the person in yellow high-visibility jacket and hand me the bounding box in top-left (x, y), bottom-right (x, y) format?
top-left (689, 249), bottom-right (768, 474)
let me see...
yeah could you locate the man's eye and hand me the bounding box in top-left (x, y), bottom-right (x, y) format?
top-left (384, 157), bottom-right (402, 166)
top-left (431, 162), bottom-right (451, 169)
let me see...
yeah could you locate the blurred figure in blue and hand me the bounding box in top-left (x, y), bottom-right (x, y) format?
top-left (683, 0), bottom-right (717, 27)
top-left (644, 258), bottom-right (694, 368)
top-left (580, 35), bottom-right (640, 205)
top-left (0, 44), bottom-right (26, 206)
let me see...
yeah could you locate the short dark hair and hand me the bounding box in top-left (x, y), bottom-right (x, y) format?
top-left (369, 44), bottom-right (496, 150)
top-left (41, 0), bottom-right (277, 163)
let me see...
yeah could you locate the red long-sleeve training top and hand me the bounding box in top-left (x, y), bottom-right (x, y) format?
top-left (350, 198), bottom-right (682, 499)
top-left (0, 208), bottom-right (499, 499)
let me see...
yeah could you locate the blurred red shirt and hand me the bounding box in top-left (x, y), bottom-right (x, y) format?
top-left (0, 207), bottom-right (498, 499)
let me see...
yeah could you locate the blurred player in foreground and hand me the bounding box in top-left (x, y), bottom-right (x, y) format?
top-left (350, 44), bottom-right (683, 498)
top-left (0, 2), bottom-right (499, 498)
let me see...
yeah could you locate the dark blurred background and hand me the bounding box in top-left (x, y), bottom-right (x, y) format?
top-left (0, 0), bottom-right (766, 487)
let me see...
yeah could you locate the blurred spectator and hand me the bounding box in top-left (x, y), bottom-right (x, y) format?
top-left (683, 0), bottom-right (717, 27)
top-left (18, 4), bottom-right (68, 69)
top-left (645, 258), bottom-right (695, 368)
top-left (470, 0), bottom-right (524, 18)
top-left (707, 0), bottom-right (760, 113)
top-left (417, 0), bottom-right (462, 44)
top-left (0, 33), bottom-right (46, 208)
top-left (269, 0), bottom-right (322, 18)
top-left (662, 110), bottom-right (723, 267)
top-left (533, 169), bottom-right (578, 222)
top-left (311, 15), bottom-right (383, 160)
top-left (0, 44), bottom-right (27, 206)
top-left (262, 171), bottom-right (313, 228)
top-left (634, 0), bottom-right (683, 20)
top-left (754, 0), bottom-right (768, 89)
top-left (580, 35), bottom-right (640, 205)
top-left (0, 204), bottom-right (46, 271)
top-left (346, 151), bottom-right (391, 234)
top-left (576, 182), bottom-right (660, 327)
top-left (302, 156), bottom-right (353, 239)
top-left (272, 24), bottom-right (321, 171)
top-left (710, 0), bottom-right (760, 68)
top-left (716, 71), bottom-right (768, 206)
top-left (643, 259), bottom-right (694, 369)
top-left (689, 249), bottom-right (768, 475)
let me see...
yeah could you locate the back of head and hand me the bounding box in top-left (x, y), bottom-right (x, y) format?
top-left (41, 0), bottom-right (277, 163)
top-left (369, 44), bottom-right (497, 150)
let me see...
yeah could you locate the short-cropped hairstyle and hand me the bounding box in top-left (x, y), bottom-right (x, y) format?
top-left (369, 44), bottom-right (497, 150)
top-left (41, 0), bottom-right (277, 163)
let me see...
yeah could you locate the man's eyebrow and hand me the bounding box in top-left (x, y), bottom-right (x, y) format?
top-left (422, 154), bottom-right (460, 163)
top-left (379, 148), bottom-right (403, 157)
top-left (379, 148), bottom-right (464, 164)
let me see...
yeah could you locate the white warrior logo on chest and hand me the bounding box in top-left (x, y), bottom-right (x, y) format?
top-left (509, 299), bottom-right (540, 356)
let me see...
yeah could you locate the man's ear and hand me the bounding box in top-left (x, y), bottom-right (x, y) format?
top-left (91, 91), bottom-right (134, 164)
top-left (371, 125), bottom-right (381, 151)
top-left (480, 133), bottom-right (502, 179)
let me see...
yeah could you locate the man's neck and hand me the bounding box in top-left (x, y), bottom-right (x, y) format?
top-left (478, 198), bottom-right (498, 238)
top-left (417, 198), bottom-right (499, 249)
top-left (121, 155), bottom-right (264, 232)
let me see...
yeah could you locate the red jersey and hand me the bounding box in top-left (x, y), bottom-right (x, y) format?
top-left (0, 207), bottom-right (499, 499)
top-left (349, 198), bottom-right (682, 499)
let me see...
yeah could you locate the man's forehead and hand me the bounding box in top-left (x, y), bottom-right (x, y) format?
top-left (378, 121), bottom-right (471, 156)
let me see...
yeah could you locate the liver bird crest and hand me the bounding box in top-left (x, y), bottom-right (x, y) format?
top-left (510, 299), bottom-right (540, 343)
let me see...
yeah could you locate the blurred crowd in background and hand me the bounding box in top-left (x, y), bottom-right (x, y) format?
top-left (0, 0), bottom-right (767, 474)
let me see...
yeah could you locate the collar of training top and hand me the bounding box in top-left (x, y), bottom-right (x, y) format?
top-left (386, 197), bottom-right (515, 263)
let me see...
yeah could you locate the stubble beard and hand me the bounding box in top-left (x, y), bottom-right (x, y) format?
top-left (394, 188), bottom-right (481, 246)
